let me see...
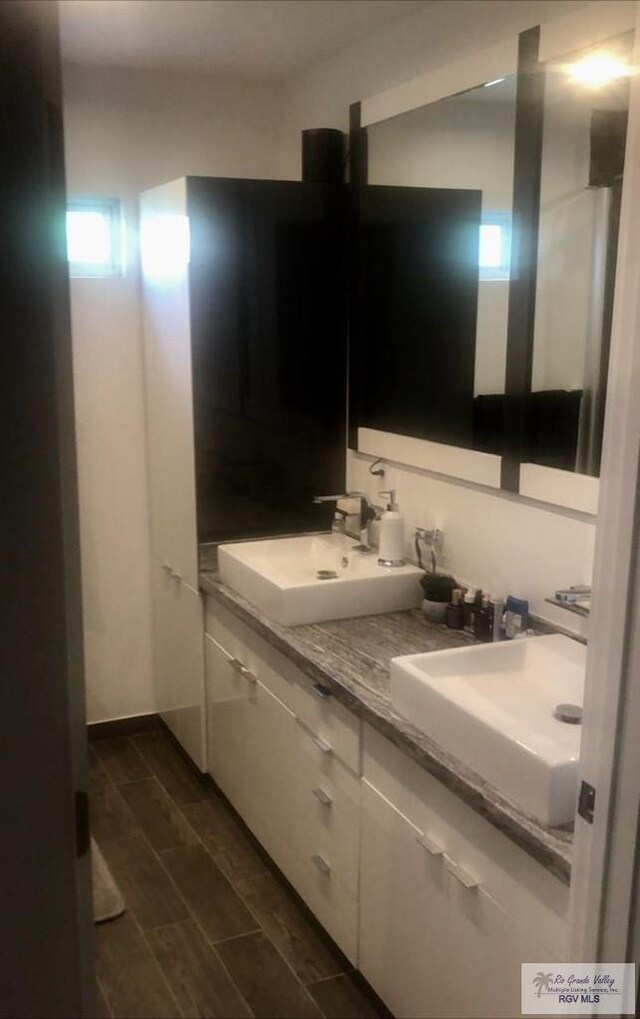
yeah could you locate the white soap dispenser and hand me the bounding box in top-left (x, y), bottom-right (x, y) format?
top-left (378, 490), bottom-right (405, 567)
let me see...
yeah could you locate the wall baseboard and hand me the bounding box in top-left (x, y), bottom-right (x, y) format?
top-left (87, 712), bottom-right (161, 741)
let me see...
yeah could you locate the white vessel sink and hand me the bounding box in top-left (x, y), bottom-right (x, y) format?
top-left (218, 533), bottom-right (423, 626)
top-left (391, 634), bottom-right (586, 826)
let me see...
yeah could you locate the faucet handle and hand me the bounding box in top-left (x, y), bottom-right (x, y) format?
top-left (415, 527), bottom-right (443, 547)
top-left (360, 500), bottom-right (377, 525)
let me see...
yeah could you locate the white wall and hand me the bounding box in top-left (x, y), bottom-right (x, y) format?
top-left (279, 0), bottom-right (596, 634)
top-left (63, 65), bottom-right (285, 721)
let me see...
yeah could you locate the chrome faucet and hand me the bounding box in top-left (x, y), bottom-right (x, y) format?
top-left (313, 491), bottom-right (378, 541)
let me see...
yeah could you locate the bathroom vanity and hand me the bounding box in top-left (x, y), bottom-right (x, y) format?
top-left (200, 547), bottom-right (571, 1019)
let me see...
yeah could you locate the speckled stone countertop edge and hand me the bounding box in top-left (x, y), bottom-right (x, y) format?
top-left (199, 557), bottom-right (573, 885)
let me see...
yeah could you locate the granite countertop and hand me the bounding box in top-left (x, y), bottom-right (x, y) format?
top-left (200, 544), bottom-right (573, 883)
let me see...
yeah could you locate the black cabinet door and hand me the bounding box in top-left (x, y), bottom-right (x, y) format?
top-left (350, 184), bottom-right (481, 450)
top-left (188, 178), bottom-right (346, 542)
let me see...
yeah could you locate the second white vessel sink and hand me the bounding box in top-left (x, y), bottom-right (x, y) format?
top-left (219, 533), bottom-right (423, 626)
top-left (391, 634), bottom-right (586, 826)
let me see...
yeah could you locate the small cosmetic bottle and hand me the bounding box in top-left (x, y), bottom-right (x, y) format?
top-left (446, 589), bottom-right (464, 630)
top-left (503, 596), bottom-right (529, 639)
top-left (463, 588), bottom-right (476, 632)
top-left (474, 593), bottom-right (492, 641)
top-left (492, 598), bottom-right (505, 641)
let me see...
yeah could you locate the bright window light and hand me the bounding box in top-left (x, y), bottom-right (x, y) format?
top-left (66, 211), bottom-right (111, 264)
top-left (479, 224), bottom-right (503, 268)
top-left (66, 198), bottom-right (122, 278)
top-left (479, 213), bottom-right (512, 281)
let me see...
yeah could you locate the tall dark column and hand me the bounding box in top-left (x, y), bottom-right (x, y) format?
top-left (0, 2), bottom-right (92, 1015)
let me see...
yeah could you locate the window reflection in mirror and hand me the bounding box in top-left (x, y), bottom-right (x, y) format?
top-left (530, 31), bottom-right (632, 477)
top-left (357, 74), bottom-right (517, 455)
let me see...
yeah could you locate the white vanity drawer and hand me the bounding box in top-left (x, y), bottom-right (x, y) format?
top-left (206, 599), bottom-right (361, 772)
top-left (289, 673), bottom-right (361, 775)
top-left (206, 602), bottom-right (296, 708)
top-left (363, 724), bottom-right (569, 960)
top-left (290, 718), bottom-right (361, 895)
top-left (285, 845), bottom-right (359, 965)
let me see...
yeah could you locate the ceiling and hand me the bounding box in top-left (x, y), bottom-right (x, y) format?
top-left (60, 0), bottom-right (431, 78)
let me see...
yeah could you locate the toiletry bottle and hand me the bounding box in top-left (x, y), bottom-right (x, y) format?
top-left (473, 588), bottom-right (483, 633)
top-left (446, 589), bottom-right (464, 630)
top-left (378, 490), bottom-right (405, 567)
top-left (503, 596), bottom-right (529, 638)
top-left (463, 588), bottom-right (476, 632)
top-left (492, 597), bottom-right (505, 641)
top-left (474, 593), bottom-right (492, 641)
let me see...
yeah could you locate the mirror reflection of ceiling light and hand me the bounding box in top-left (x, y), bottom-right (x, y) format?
top-left (566, 52), bottom-right (631, 88)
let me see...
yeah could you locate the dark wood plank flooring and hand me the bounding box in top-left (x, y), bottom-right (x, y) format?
top-left (90, 728), bottom-right (389, 1019)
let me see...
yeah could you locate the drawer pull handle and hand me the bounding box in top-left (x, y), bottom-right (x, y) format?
top-left (311, 735), bottom-right (332, 754)
top-left (416, 832), bottom-right (443, 857)
top-left (229, 658), bottom-right (257, 683)
top-left (311, 853), bottom-right (331, 875)
top-left (311, 682), bottom-right (331, 700)
top-left (445, 857), bottom-right (478, 890)
top-left (312, 787), bottom-right (333, 807)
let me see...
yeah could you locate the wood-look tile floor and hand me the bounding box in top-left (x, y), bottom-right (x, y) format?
top-left (90, 726), bottom-right (389, 1019)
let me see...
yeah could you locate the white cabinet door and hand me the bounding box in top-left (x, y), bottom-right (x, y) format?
top-left (205, 599), bottom-right (362, 772)
top-left (360, 780), bottom-right (531, 1019)
top-left (141, 179), bottom-right (199, 590)
top-left (152, 558), bottom-right (205, 770)
top-left (205, 633), bottom-right (297, 870)
top-left (205, 632), bottom-right (359, 961)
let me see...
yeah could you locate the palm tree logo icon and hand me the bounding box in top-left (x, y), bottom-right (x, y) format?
top-left (532, 972), bottom-right (555, 998)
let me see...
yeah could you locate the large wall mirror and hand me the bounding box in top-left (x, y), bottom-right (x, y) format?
top-left (523, 29), bottom-right (631, 485)
top-left (351, 5), bottom-right (635, 511)
top-left (350, 65), bottom-right (517, 472)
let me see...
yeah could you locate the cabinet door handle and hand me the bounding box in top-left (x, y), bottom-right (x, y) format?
top-left (312, 787), bottom-right (333, 807)
top-left (415, 832), bottom-right (443, 857)
top-left (172, 570), bottom-right (183, 582)
top-left (311, 853), bottom-right (331, 875)
top-left (311, 682), bottom-right (331, 700)
top-left (311, 735), bottom-right (333, 754)
top-left (230, 658), bottom-right (257, 684)
top-left (161, 562), bottom-right (172, 573)
top-left (445, 856), bottom-right (478, 889)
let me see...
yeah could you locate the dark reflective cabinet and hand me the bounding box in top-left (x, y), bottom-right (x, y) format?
top-left (188, 177), bottom-right (347, 543)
